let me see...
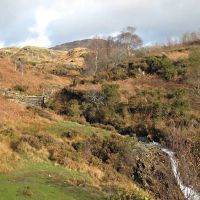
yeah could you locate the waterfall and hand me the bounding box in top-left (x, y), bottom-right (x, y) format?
top-left (152, 142), bottom-right (200, 200)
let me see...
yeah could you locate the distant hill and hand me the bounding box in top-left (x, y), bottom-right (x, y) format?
top-left (52, 38), bottom-right (108, 51)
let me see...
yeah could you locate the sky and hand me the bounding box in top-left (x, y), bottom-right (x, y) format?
top-left (0, 0), bottom-right (199, 48)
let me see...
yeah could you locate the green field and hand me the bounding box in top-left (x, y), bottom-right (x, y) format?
top-left (45, 121), bottom-right (111, 138)
top-left (0, 162), bottom-right (105, 200)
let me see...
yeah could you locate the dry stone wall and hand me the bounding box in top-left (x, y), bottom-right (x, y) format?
top-left (0, 89), bottom-right (45, 107)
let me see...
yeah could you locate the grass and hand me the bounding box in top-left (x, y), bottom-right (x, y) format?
top-left (15, 120), bottom-right (112, 140)
top-left (45, 121), bottom-right (111, 139)
top-left (0, 162), bottom-right (105, 200)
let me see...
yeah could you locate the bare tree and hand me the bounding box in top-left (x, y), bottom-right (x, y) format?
top-left (92, 36), bottom-right (101, 75)
top-left (182, 32), bottom-right (191, 44)
top-left (182, 31), bottom-right (199, 44)
top-left (85, 36), bottom-right (109, 75)
top-left (117, 26), bottom-right (143, 56)
top-left (190, 32), bottom-right (199, 42)
top-left (85, 90), bottom-right (105, 110)
top-left (15, 58), bottom-right (25, 76)
top-left (84, 27), bottom-right (143, 75)
top-left (90, 36), bottom-right (108, 75)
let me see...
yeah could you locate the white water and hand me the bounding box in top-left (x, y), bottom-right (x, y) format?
top-left (152, 142), bottom-right (200, 200)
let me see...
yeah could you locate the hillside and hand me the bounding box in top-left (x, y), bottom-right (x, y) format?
top-left (52, 39), bottom-right (108, 51)
top-left (0, 41), bottom-right (200, 200)
top-left (0, 46), bottom-right (91, 95)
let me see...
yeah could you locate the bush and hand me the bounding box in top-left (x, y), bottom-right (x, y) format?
top-left (72, 142), bottom-right (85, 152)
top-left (49, 85), bottom-right (124, 129)
top-left (89, 135), bottom-right (135, 175)
top-left (168, 89), bottom-right (191, 117)
top-left (51, 67), bottom-right (68, 76)
top-left (94, 71), bottom-right (110, 82)
top-left (47, 88), bottom-right (85, 114)
top-left (174, 59), bottom-right (189, 81)
top-left (27, 106), bottom-right (52, 120)
top-left (108, 66), bottom-right (128, 80)
top-left (106, 192), bottom-right (150, 200)
top-left (83, 84), bottom-right (124, 129)
top-left (13, 84), bottom-right (28, 92)
top-left (119, 124), bottom-right (165, 142)
top-left (187, 46), bottom-right (200, 88)
top-left (65, 99), bottom-right (82, 117)
top-left (146, 56), bottom-right (177, 80)
top-left (102, 84), bottom-right (121, 108)
top-left (61, 130), bottom-right (78, 139)
top-left (128, 89), bottom-right (191, 124)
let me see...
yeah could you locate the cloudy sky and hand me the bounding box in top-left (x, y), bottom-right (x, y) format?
top-left (0, 0), bottom-right (199, 48)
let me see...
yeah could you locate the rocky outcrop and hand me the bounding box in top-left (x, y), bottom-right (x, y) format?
top-left (0, 89), bottom-right (45, 107)
top-left (132, 142), bottom-right (185, 200)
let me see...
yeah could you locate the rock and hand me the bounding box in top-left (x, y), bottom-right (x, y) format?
top-left (132, 144), bottom-right (185, 200)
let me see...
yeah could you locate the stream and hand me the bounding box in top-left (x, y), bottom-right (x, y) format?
top-left (152, 142), bottom-right (200, 200)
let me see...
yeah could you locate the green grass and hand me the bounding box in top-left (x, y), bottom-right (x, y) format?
top-left (19, 120), bottom-right (111, 140)
top-left (45, 121), bottom-right (111, 138)
top-left (0, 162), bottom-right (105, 200)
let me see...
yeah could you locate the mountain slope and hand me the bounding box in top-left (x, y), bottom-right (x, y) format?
top-left (52, 39), bottom-right (107, 51)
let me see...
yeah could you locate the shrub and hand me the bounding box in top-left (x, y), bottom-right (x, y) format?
top-left (89, 135), bottom-right (135, 175)
top-left (47, 88), bottom-right (85, 114)
top-left (61, 130), bottom-right (78, 139)
top-left (108, 66), bottom-right (128, 80)
top-left (119, 124), bottom-right (165, 142)
top-left (146, 56), bottom-right (177, 80)
top-left (51, 67), bottom-right (68, 76)
top-left (72, 142), bottom-right (85, 152)
top-left (65, 99), bottom-right (82, 117)
top-left (102, 84), bottom-right (121, 108)
top-left (106, 192), bottom-right (150, 200)
top-left (187, 46), bottom-right (200, 91)
top-left (168, 89), bottom-right (191, 117)
top-left (13, 84), bottom-right (28, 92)
top-left (174, 59), bottom-right (189, 81)
top-left (27, 106), bottom-right (52, 120)
top-left (48, 142), bottom-right (68, 163)
top-left (21, 186), bottom-right (33, 197)
top-left (128, 68), bottom-right (140, 77)
top-left (82, 84), bottom-right (124, 128)
top-left (94, 71), bottom-right (110, 82)
top-left (17, 135), bottom-right (42, 150)
top-left (128, 89), bottom-right (191, 125)
top-left (49, 84), bottom-right (124, 129)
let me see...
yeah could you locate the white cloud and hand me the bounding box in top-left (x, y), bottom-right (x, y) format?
top-left (0, 41), bottom-right (5, 48)
top-left (0, 0), bottom-right (200, 47)
top-left (12, 7), bottom-right (62, 47)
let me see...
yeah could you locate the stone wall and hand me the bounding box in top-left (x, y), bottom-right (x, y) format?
top-left (0, 89), bottom-right (45, 107)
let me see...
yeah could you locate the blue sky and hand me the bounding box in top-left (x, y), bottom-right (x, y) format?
top-left (0, 0), bottom-right (199, 48)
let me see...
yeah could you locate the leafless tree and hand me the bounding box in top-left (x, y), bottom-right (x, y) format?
top-left (182, 32), bottom-right (191, 44)
top-left (117, 26), bottom-right (143, 56)
top-left (85, 90), bottom-right (105, 110)
top-left (182, 31), bottom-right (199, 44)
top-left (84, 36), bottom-right (109, 75)
top-left (15, 58), bottom-right (25, 76)
top-left (85, 27), bottom-right (143, 75)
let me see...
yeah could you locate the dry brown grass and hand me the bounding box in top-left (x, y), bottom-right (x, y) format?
top-left (113, 76), bottom-right (188, 102)
top-left (0, 96), bottom-right (35, 122)
top-left (71, 75), bottom-right (188, 104)
top-left (0, 142), bottom-right (20, 173)
top-left (0, 58), bottom-right (71, 95)
top-left (165, 50), bottom-right (189, 61)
